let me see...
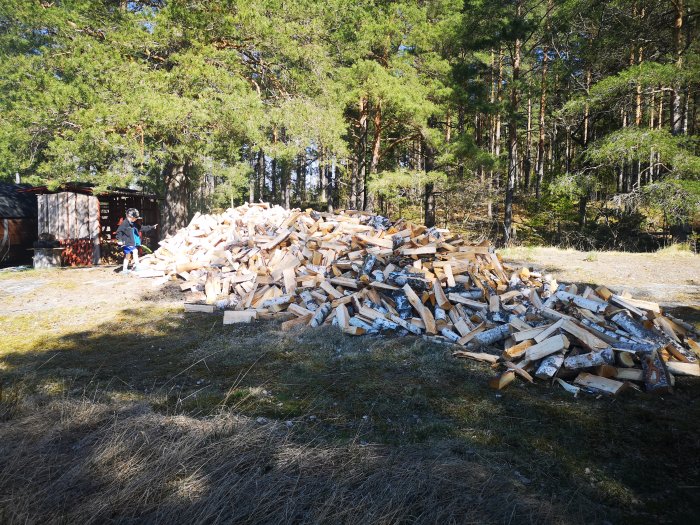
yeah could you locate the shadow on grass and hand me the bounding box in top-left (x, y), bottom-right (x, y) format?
top-left (1, 306), bottom-right (699, 523)
top-left (0, 398), bottom-right (568, 525)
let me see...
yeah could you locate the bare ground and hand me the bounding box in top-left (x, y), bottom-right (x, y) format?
top-left (0, 258), bottom-right (699, 524)
top-left (500, 246), bottom-right (700, 323)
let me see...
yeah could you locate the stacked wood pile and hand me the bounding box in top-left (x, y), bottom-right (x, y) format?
top-left (138, 202), bottom-right (700, 396)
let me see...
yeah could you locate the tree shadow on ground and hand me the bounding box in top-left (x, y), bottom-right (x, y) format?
top-left (0, 305), bottom-right (699, 524)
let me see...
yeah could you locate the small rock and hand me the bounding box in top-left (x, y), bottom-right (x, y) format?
top-left (309, 415), bottom-right (317, 421)
top-left (256, 417), bottom-right (268, 424)
top-left (285, 420), bottom-right (293, 428)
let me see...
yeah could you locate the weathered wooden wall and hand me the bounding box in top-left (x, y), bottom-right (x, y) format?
top-left (37, 192), bottom-right (100, 240)
top-left (37, 192), bottom-right (101, 265)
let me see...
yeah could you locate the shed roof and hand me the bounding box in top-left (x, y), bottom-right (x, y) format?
top-left (0, 183), bottom-right (38, 219)
top-left (19, 182), bottom-right (158, 199)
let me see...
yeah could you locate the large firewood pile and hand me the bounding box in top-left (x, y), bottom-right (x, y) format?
top-left (137, 202), bottom-right (700, 396)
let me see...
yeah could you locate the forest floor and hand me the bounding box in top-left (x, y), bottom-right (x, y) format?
top-left (0, 249), bottom-right (699, 524)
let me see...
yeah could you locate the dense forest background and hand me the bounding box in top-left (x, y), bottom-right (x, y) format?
top-left (1, 0), bottom-right (699, 249)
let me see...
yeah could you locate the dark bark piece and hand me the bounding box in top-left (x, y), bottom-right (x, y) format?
top-left (610, 311), bottom-right (662, 345)
top-left (642, 351), bottom-right (673, 394)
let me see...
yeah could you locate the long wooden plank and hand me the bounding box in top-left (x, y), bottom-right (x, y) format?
top-left (525, 334), bottom-right (570, 361)
top-left (223, 310), bottom-right (258, 324)
top-left (283, 267), bottom-right (297, 294)
top-left (403, 283), bottom-right (436, 335)
top-left (400, 245), bottom-right (437, 256)
top-left (453, 351), bottom-right (499, 364)
top-left (574, 372), bottom-right (626, 395)
top-left (185, 303), bottom-right (215, 313)
top-left (355, 233), bottom-right (393, 249)
top-left (560, 320), bottom-right (610, 351)
top-left (665, 361), bottom-right (700, 377)
top-left (261, 229), bottom-right (291, 250)
top-left (443, 263), bottom-right (456, 287)
top-left (456, 323), bottom-right (485, 345)
top-left (330, 277), bottom-right (359, 289)
top-left (320, 280), bottom-right (344, 299)
top-left (433, 279), bottom-right (451, 310)
top-left (533, 319), bottom-right (564, 343)
top-left (282, 314), bottom-right (313, 331)
top-left (448, 293), bottom-right (487, 310)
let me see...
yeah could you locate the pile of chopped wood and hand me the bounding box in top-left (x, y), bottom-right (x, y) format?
top-left (137, 202), bottom-right (700, 396)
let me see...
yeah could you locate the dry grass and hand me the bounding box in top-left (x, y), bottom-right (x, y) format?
top-left (1, 267), bottom-right (699, 523)
top-left (0, 397), bottom-right (568, 525)
top-left (654, 243), bottom-right (696, 256)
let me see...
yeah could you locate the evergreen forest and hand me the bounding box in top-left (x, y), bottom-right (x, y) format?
top-left (1, 0), bottom-right (699, 249)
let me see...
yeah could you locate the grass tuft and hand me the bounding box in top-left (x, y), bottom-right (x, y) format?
top-left (655, 243), bottom-right (696, 256)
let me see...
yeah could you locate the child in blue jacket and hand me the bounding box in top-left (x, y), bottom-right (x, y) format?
top-left (116, 208), bottom-right (158, 273)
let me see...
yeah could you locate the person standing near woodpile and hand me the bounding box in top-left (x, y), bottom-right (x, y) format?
top-left (116, 208), bottom-right (157, 274)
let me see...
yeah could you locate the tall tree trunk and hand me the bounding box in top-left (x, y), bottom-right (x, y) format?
top-left (271, 128), bottom-right (278, 204)
top-left (565, 126), bottom-right (571, 175)
top-left (424, 183), bottom-right (435, 227)
top-left (366, 101), bottom-right (382, 212)
top-left (636, 46), bottom-right (643, 189)
top-left (476, 113), bottom-right (484, 192)
top-left (524, 94), bottom-right (532, 190)
top-left (257, 149), bottom-right (265, 202)
top-left (682, 88), bottom-right (689, 134)
top-left (489, 48), bottom-right (504, 219)
top-left (579, 68), bottom-right (592, 227)
top-left (672, 0), bottom-right (684, 135)
top-left (277, 128), bottom-right (289, 209)
top-left (282, 165), bottom-right (290, 209)
top-left (296, 154), bottom-right (306, 204)
top-left (457, 104), bottom-right (465, 178)
top-left (424, 138), bottom-right (436, 227)
top-left (621, 103), bottom-right (629, 192)
top-left (649, 92), bottom-right (656, 183)
top-left (328, 158), bottom-right (335, 213)
top-left (248, 155), bottom-right (255, 205)
top-left (535, 48), bottom-right (548, 200)
top-left (357, 96), bottom-right (368, 210)
top-left (319, 146), bottom-right (326, 204)
top-left (350, 157), bottom-right (358, 209)
top-left (583, 68), bottom-right (591, 151)
top-left (504, 9), bottom-right (521, 246)
top-left (162, 162), bottom-right (189, 237)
